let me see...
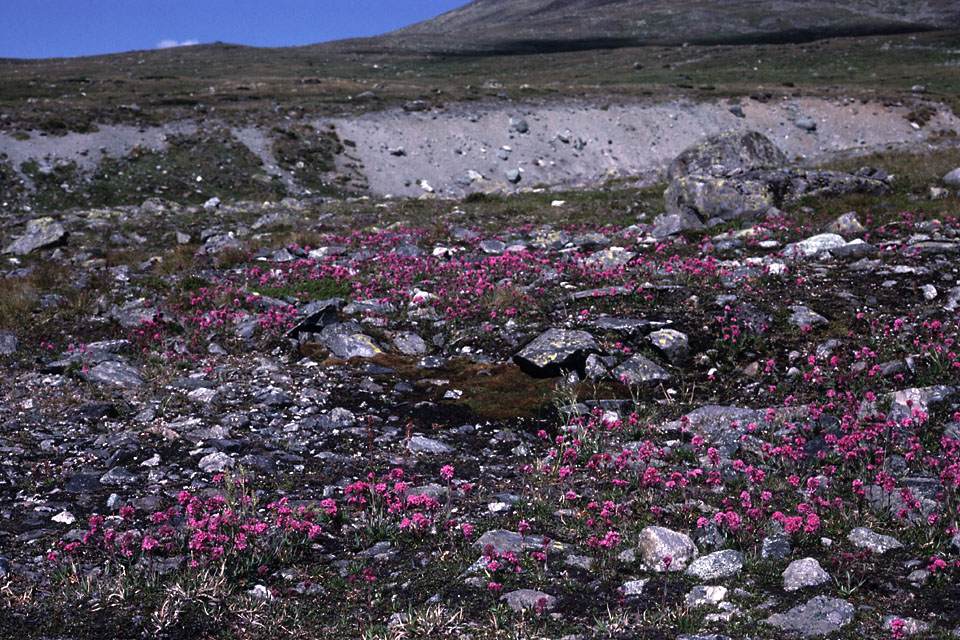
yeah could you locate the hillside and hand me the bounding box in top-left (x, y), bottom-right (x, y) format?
top-left (395, 0), bottom-right (960, 46)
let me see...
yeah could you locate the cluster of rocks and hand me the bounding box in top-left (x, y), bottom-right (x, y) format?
top-left (659, 130), bottom-right (891, 237)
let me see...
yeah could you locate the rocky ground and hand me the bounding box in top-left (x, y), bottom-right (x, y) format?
top-left (1, 124), bottom-right (960, 640)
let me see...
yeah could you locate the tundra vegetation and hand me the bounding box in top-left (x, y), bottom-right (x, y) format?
top-left (1, 9), bottom-right (960, 640)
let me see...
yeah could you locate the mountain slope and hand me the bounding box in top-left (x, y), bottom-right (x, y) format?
top-left (394, 0), bottom-right (960, 45)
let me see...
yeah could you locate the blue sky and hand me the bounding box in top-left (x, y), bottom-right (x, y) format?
top-left (1, 1), bottom-right (467, 59)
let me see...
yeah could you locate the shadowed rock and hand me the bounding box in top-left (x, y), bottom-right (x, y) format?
top-left (612, 354), bottom-right (671, 385)
top-left (501, 589), bottom-right (555, 612)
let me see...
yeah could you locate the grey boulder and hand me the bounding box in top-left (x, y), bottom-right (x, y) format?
top-left (667, 130), bottom-right (788, 181)
top-left (664, 173), bottom-right (775, 223)
top-left (684, 549), bottom-right (743, 581)
top-left (942, 167), bottom-right (960, 185)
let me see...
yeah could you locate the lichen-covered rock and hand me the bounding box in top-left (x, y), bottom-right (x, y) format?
top-left (685, 585), bottom-right (728, 608)
top-left (198, 451), bottom-right (235, 473)
top-left (761, 534), bottom-right (791, 560)
top-left (783, 557), bottom-right (830, 591)
top-left (788, 305), bottom-right (828, 328)
top-left (685, 549), bottom-right (743, 581)
top-left (882, 615), bottom-right (930, 635)
top-left (393, 331), bottom-right (427, 355)
top-left (650, 211), bottom-right (704, 237)
top-left (99, 466), bottom-right (139, 486)
top-left (621, 579), bottom-right (649, 596)
top-left (637, 526), bottom-right (698, 571)
top-left (765, 596), bottom-right (854, 637)
top-left (513, 329), bottom-right (600, 378)
top-left (784, 233), bottom-right (847, 259)
top-left (825, 212), bottom-right (865, 234)
top-left (584, 247), bottom-right (636, 271)
top-left (198, 233), bottom-right (241, 254)
top-left (665, 165), bottom-right (888, 224)
top-left (528, 228), bottom-right (570, 250)
top-left (667, 130), bottom-right (788, 181)
top-left (407, 435), bottom-right (453, 454)
top-left (0, 332), bottom-right (18, 356)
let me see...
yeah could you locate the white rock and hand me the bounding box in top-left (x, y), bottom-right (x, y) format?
top-left (637, 526), bottom-right (698, 571)
top-left (198, 451), bottom-right (234, 473)
top-left (783, 557), bottom-right (830, 591)
top-left (52, 510), bottom-right (76, 525)
top-left (621, 579), bottom-right (649, 596)
top-left (685, 585), bottom-right (728, 608)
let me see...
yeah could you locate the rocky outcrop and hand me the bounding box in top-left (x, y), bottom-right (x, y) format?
top-left (663, 131), bottom-right (890, 228)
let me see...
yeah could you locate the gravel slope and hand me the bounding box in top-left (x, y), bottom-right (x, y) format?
top-left (325, 96), bottom-right (958, 197)
top-left (0, 96), bottom-right (955, 201)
